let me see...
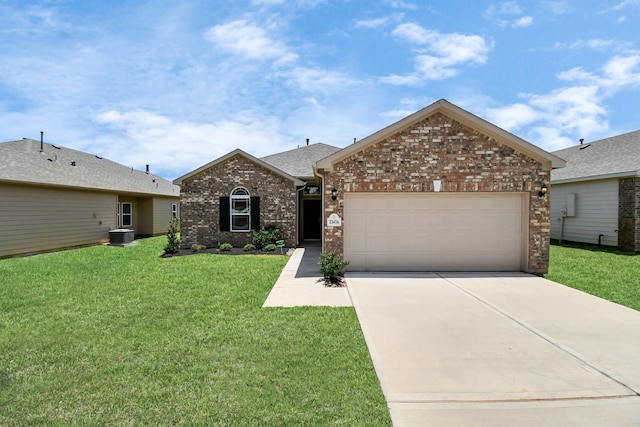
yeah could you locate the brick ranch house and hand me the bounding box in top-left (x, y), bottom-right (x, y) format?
top-left (174, 99), bottom-right (565, 274)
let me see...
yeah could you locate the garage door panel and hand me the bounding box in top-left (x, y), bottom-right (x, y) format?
top-left (365, 232), bottom-right (387, 248)
top-left (367, 197), bottom-right (389, 211)
top-left (345, 193), bottom-right (524, 272)
top-left (390, 196), bottom-right (411, 212)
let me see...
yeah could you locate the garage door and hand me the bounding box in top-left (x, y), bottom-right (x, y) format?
top-left (344, 193), bottom-right (525, 271)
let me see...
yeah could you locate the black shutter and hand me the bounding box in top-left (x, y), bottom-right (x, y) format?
top-left (250, 196), bottom-right (260, 231)
top-left (219, 197), bottom-right (230, 231)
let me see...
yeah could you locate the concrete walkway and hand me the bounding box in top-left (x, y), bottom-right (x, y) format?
top-left (262, 258), bottom-right (640, 425)
top-left (262, 242), bottom-right (351, 307)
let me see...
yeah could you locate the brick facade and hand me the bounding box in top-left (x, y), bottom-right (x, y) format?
top-left (179, 154), bottom-right (298, 249)
top-left (320, 112), bottom-right (551, 274)
top-left (618, 177), bottom-right (640, 252)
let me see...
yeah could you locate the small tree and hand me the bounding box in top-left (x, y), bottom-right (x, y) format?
top-left (164, 217), bottom-right (180, 254)
top-left (318, 251), bottom-right (349, 285)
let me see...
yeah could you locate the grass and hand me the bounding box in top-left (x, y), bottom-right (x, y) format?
top-left (546, 242), bottom-right (640, 311)
top-left (0, 237), bottom-right (391, 426)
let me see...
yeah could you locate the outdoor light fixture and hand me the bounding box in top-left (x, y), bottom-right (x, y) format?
top-left (538, 183), bottom-right (548, 198)
top-left (331, 188), bottom-right (338, 200)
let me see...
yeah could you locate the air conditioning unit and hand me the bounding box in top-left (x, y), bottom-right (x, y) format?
top-left (109, 229), bottom-right (135, 245)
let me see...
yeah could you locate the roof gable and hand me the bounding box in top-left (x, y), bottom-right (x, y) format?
top-left (316, 99), bottom-right (565, 172)
top-left (0, 139), bottom-right (179, 197)
top-left (173, 148), bottom-right (305, 186)
top-left (551, 130), bottom-right (640, 183)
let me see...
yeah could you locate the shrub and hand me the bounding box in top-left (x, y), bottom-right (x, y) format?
top-left (243, 243), bottom-right (256, 251)
top-left (191, 244), bottom-right (206, 252)
top-left (252, 226), bottom-right (280, 249)
top-left (219, 243), bottom-right (233, 252)
top-left (264, 243), bottom-right (277, 252)
top-left (319, 251), bottom-right (349, 283)
top-left (163, 218), bottom-right (180, 254)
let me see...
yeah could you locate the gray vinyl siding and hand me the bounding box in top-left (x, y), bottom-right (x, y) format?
top-left (0, 183), bottom-right (116, 258)
top-left (550, 179), bottom-right (618, 246)
top-left (152, 197), bottom-right (176, 235)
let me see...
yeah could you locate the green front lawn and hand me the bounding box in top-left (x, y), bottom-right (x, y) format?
top-left (546, 243), bottom-right (640, 311)
top-left (0, 238), bottom-right (391, 426)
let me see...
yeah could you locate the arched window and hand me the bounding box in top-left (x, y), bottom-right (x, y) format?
top-left (230, 187), bottom-right (250, 231)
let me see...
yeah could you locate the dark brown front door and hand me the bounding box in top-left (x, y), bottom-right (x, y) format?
top-left (303, 199), bottom-right (322, 240)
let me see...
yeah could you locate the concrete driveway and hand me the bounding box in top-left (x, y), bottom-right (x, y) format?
top-left (347, 272), bottom-right (640, 426)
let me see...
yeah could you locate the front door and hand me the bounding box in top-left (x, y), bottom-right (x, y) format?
top-left (303, 199), bottom-right (322, 240)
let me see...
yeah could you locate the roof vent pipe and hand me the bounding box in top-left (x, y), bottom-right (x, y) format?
top-left (580, 138), bottom-right (584, 145)
top-left (146, 164), bottom-right (149, 174)
top-left (40, 131), bottom-right (44, 153)
top-left (306, 138), bottom-right (309, 146)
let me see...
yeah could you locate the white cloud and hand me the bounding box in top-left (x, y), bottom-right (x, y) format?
top-left (251, 0), bottom-right (286, 5)
top-left (485, 2), bottom-right (533, 28)
top-left (383, 0), bottom-right (418, 10)
top-left (556, 38), bottom-right (622, 51)
top-left (280, 66), bottom-right (362, 93)
top-left (379, 73), bottom-right (422, 85)
top-left (384, 23), bottom-right (491, 83)
top-left (488, 1), bottom-right (523, 15)
top-left (205, 19), bottom-right (297, 64)
top-left (554, 54), bottom-right (640, 88)
top-left (486, 103), bottom-right (538, 130)
top-left (513, 16), bottom-right (533, 27)
top-left (487, 85), bottom-right (608, 151)
top-left (94, 109), bottom-right (292, 178)
top-left (355, 14), bottom-right (404, 29)
top-left (602, 54), bottom-right (640, 86)
top-left (484, 51), bottom-right (640, 150)
top-left (608, 0), bottom-right (639, 11)
top-left (543, 1), bottom-right (571, 15)
top-left (355, 17), bottom-right (391, 28)
top-left (557, 67), bottom-right (600, 83)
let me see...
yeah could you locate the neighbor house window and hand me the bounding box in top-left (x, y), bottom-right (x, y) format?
top-left (230, 187), bottom-right (250, 231)
top-left (121, 202), bottom-right (132, 227)
top-left (171, 203), bottom-right (179, 218)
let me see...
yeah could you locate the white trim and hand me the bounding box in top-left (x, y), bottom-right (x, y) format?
top-left (551, 170), bottom-right (640, 184)
top-left (230, 187), bottom-right (250, 232)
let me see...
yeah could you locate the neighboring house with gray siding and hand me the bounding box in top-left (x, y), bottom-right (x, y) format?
top-left (550, 130), bottom-right (640, 252)
top-left (0, 138), bottom-right (180, 258)
top-left (175, 99), bottom-right (565, 274)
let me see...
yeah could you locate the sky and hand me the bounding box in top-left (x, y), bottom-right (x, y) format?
top-left (1, 0), bottom-right (639, 180)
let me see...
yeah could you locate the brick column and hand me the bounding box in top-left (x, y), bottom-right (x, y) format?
top-left (618, 177), bottom-right (640, 252)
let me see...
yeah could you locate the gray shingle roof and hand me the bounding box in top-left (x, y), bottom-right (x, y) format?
top-left (261, 143), bottom-right (342, 178)
top-left (551, 130), bottom-right (640, 183)
top-left (0, 138), bottom-right (179, 197)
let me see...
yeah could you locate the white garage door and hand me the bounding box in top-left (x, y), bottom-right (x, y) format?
top-left (344, 193), bottom-right (525, 271)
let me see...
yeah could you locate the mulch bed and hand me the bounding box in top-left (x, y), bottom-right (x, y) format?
top-left (324, 276), bottom-right (347, 287)
top-left (161, 247), bottom-right (295, 258)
